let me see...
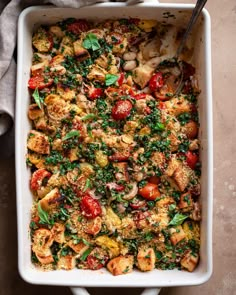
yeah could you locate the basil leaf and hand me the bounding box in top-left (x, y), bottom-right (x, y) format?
top-left (105, 74), bottom-right (118, 86)
top-left (83, 178), bottom-right (92, 192)
top-left (81, 113), bottom-right (97, 121)
top-left (154, 122), bottom-right (165, 131)
top-left (62, 130), bottom-right (80, 141)
top-left (80, 247), bottom-right (93, 261)
top-left (32, 88), bottom-right (44, 109)
top-left (169, 213), bottom-right (188, 226)
top-left (82, 33), bottom-right (100, 51)
top-left (37, 203), bottom-right (50, 224)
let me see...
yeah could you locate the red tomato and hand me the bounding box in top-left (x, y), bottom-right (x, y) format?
top-left (148, 176), bottom-right (160, 185)
top-left (88, 87), bottom-right (103, 100)
top-left (138, 183), bottom-right (161, 200)
top-left (106, 183), bottom-right (125, 192)
top-left (149, 72), bottom-right (164, 92)
top-left (109, 151), bottom-right (130, 162)
top-left (134, 93), bottom-right (147, 100)
top-left (87, 254), bottom-right (108, 270)
top-left (158, 101), bottom-right (166, 109)
top-left (111, 100), bottom-right (132, 120)
top-left (130, 199), bottom-right (147, 210)
top-left (80, 194), bottom-right (102, 219)
top-left (117, 73), bottom-right (125, 86)
top-left (30, 169), bottom-right (51, 191)
top-left (185, 151), bottom-right (199, 170)
top-left (67, 20), bottom-right (90, 35)
top-left (144, 106), bottom-right (151, 115)
top-left (28, 75), bottom-right (53, 90)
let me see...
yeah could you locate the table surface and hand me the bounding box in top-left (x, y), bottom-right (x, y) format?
top-left (0, 0), bottom-right (236, 294)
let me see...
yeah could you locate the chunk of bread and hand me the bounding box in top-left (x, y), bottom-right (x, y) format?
top-left (27, 130), bottom-right (50, 155)
top-left (107, 255), bottom-right (134, 276)
top-left (137, 248), bottom-right (156, 271)
top-left (181, 250), bottom-right (199, 272)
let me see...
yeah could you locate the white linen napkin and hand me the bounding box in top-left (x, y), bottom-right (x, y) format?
top-left (0, 0), bottom-right (110, 156)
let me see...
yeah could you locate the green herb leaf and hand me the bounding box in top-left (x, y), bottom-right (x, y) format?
top-left (80, 247), bottom-right (93, 261)
top-left (32, 88), bottom-right (44, 109)
top-left (37, 203), bottom-right (51, 225)
top-left (105, 74), bottom-right (118, 86)
top-left (81, 113), bottom-right (97, 121)
top-left (82, 33), bottom-right (101, 51)
top-left (154, 122), bottom-right (165, 131)
top-left (169, 213), bottom-right (188, 226)
top-left (83, 178), bottom-right (92, 192)
top-left (62, 130), bottom-right (80, 141)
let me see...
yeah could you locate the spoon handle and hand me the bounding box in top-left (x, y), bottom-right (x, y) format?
top-left (176, 0), bottom-right (207, 58)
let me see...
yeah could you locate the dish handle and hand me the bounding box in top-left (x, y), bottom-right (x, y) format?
top-left (70, 287), bottom-right (161, 295)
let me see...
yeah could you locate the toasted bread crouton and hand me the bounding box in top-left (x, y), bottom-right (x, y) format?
top-left (28, 104), bottom-right (44, 120)
top-left (178, 192), bottom-right (193, 212)
top-left (27, 130), bottom-right (50, 155)
top-left (32, 229), bottom-right (54, 264)
top-left (173, 165), bottom-right (190, 192)
top-left (84, 216), bottom-right (102, 236)
top-left (181, 250), bottom-right (199, 272)
top-left (169, 225), bottom-right (186, 245)
top-left (51, 223), bottom-right (65, 244)
top-left (39, 188), bottom-right (60, 211)
top-left (73, 40), bottom-right (90, 61)
top-left (137, 248), bottom-right (156, 271)
top-left (133, 65), bottom-right (154, 89)
top-left (68, 240), bottom-right (89, 256)
top-left (107, 255), bottom-right (134, 276)
top-left (58, 255), bottom-right (76, 270)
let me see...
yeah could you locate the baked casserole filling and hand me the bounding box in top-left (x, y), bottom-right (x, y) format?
top-left (27, 18), bottom-right (201, 275)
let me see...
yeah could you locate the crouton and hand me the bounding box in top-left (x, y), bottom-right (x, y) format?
top-left (27, 130), bottom-right (50, 155)
top-left (107, 255), bottom-right (134, 276)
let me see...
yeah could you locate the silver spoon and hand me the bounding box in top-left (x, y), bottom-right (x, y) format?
top-left (158, 0), bottom-right (207, 95)
top-left (176, 0), bottom-right (208, 59)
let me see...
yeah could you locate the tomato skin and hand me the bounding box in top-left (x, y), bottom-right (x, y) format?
top-left (111, 100), bottom-right (132, 120)
top-left (67, 20), bottom-right (90, 35)
top-left (88, 88), bottom-right (103, 100)
top-left (109, 151), bottom-right (130, 162)
top-left (130, 199), bottom-right (147, 210)
top-left (149, 73), bottom-right (164, 92)
top-left (30, 169), bottom-right (51, 191)
top-left (28, 75), bottom-right (53, 90)
top-left (117, 73), bottom-right (125, 86)
top-left (148, 176), bottom-right (160, 185)
top-left (106, 183), bottom-right (125, 192)
top-left (87, 254), bottom-right (108, 270)
top-left (138, 183), bottom-right (161, 200)
top-left (80, 194), bottom-right (102, 219)
top-left (185, 151), bottom-right (199, 170)
top-left (134, 93), bottom-right (147, 100)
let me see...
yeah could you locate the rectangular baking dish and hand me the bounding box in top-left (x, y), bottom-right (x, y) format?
top-left (15, 1), bottom-right (213, 287)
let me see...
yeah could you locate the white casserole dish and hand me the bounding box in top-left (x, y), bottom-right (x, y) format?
top-left (15, 1), bottom-right (213, 288)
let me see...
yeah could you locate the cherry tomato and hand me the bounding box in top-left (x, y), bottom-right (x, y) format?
top-left (138, 183), bottom-right (161, 200)
top-left (158, 101), bottom-right (166, 109)
top-left (67, 20), bottom-right (90, 35)
top-left (88, 87), bottom-right (103, 100)
top-left (185, 151), bottom-right (199, 170)
top-left (28, 75), bottom-right (53, 90)
top-left (106, 183), bottom-right (125, 191)
top-left (109, 151), bottom-right (130, 162)
top-left (130, 199), bottom-right (147, 210)
top-left (144, 106), bottom-right (151, 115)
top-left (134, 93), bottom-right (147, 100)
top-left (111, 100), bottom-right (132, 120)
top-left (117, 73), bottom-right (125, 86)
top-left (30, 168), bottom-right (51, 191)
top-left (80, 194), bottom-right (102, 219)
top-left (87, 254), bottom-right (108, 270)
top-left (148, 176), bottom-right (160, 185)
top-left (149, 72), bottom-right (164, 92)
top-left (72, 118), bottom-right (86, 139)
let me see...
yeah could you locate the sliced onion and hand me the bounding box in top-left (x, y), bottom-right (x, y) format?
top-left (123, 182), bottom-right (138, 200)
